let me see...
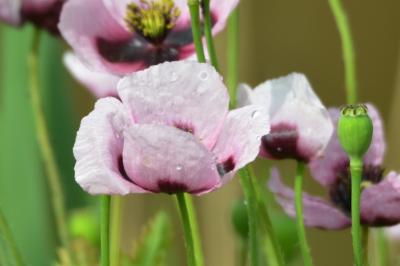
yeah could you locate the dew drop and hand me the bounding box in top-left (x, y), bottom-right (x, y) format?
top-left (176, 165), bottom-right (183, 171)
top-left (198, 71), bottom-right (209, 81)
top-left (170, 72), bottom-right (178, 82)
top-left (251, 110), bottom-right (260, 118)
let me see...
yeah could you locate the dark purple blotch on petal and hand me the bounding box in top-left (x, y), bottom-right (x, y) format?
top-left (262, 123), bottom-right (309, 162)
top-left (329, 162), bottom-right (384, 215)
top-left (158, 179), bottom-right (188, 194)
top-left (21, 1), bottom-right (65, 35)
top-left (217, 156), bottom-right (235, 177)
top-left (174, 122), bottom-right (195, 134)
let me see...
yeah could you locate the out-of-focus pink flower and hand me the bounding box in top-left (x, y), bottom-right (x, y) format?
top-left (73, 61), bottom-right (269, 195)
top-left (238, 73), bottom-right (333, 162)
top-left (59, 0), bottom-right (238, 76)
top-left (385, 224), bottom-right (400, 241)
top-left (0, 0), bottom-right (65, 34)
top-left (269, 104), bottom-right (400, 229)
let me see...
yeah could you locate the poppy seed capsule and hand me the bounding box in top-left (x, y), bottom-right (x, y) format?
top-left (338, 104), bottom-right (373, 159)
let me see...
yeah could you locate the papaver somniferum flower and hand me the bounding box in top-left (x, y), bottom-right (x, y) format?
top-left (0, 0), bottom-right (65, 34)
top-left (269, 104), bottom-right (400, 229)
top-left (59, 0), bottom-right (238, 98)
top-left (238, 73), bottom-right (334, 162)
top-left (73, 61), bottom-right (270, 195)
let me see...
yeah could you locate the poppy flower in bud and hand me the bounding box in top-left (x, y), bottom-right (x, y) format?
top-left (238, 73), bottom-right (333, 163)
top-left (0, 0), bottom-right (65, 34)
top-left (269, 104), bottom-right (400, 229)
top-left (73, 61), bottom-right (269, 195)
top-left (59, 0), bottom-right (238, 97)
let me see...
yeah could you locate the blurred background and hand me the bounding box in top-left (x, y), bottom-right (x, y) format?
top-left (1, 0), bottom-right (400, 265)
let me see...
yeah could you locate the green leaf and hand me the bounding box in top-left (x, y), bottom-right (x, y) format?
top-left (127, 211), bottom-right (171, 266)
top-left (0, 209), bottom-right (25, 266)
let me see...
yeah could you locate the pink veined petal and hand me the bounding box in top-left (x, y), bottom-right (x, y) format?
top-left (210, 0), bottom-right (240, 34)
top-left (73, 97), bottom-right (145, 195)
top-left (118, 61), bottom-right (229, 149)
top-left (102, 0), bottom-right (133, 29)
top-left (385, 224), bottom-right (400, 241)
top-left (122, 124), bottom-right (220, 195)
top-left (63, 52), bottom-right (120, 98)
top-left (21, 0), bottom-right (57, 11)
top-left (0, 0), bottom-right (22, 25)
top-left (58, 0), bottom-right (134, 73)
top-left (361, 171), bottom-right (400, 226)
top-left (268, 168), bottom-right (351, 230)
top-left (212, 105), bottom-right (270, 185)
top-left (363, 103), bottom-right (386, 166)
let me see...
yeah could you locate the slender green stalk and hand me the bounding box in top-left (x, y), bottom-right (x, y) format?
top-left (187, 0), bottom-right (206, 63)
top-left (250, 168), bottom-right (284, 266)
top-left (239, 167), bottom-right (260, 266)
top-left (176, 193), bottom-right (200, 266)
top-left (202, 0), bottom-right (219, 70)
top-left (362, 226), bottom-right (369, 265)
top-left (184, 194), bottom-right (204, 266)
top-left (328, 0), bottom-right (357, 104)
top-left (0, 210), bottom-right (25, 266)
top-left (294, 161), bottom-right (313, 266)
top-left (101, 195), bottom-right (111, 266)
top-left (227, 8), bottom-right (239, 108)
top-left (28, 29), bottom-right (69, 249)
top-left (239, 240), bottom-right (248, 266)
top-left (110, 196), bottom-right (122, 266)
top-left (350, 157), bottom-right (363, 266)
top-left (375, 229), bottom-right (389, 266)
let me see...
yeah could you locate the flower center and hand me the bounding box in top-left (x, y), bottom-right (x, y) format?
top-left (125, 0), bottom-right (181, 44)
top-left (329, 163), bottom-right (384, 215)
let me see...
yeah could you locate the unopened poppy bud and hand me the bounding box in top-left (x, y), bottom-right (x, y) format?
top-left (231, 199), bottom-right (249, 239)
top-left (337, 104), bottom-right (373, 159)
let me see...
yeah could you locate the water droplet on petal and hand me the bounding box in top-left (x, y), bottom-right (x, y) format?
top-left (198, 71), bottom-right (209, 81)
top-left (196, 86), bottom-right (207, 94)
top-left (176, 165), bottom-right (183, 171)
top-left (170, 72), bottom-right (178, 82)
top-left (251, 110), bottom-right (260, 118)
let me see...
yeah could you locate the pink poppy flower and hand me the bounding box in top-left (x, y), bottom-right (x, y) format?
top-left (73, 61), bottom-right (269, 195)
top-left (269, 104), bottom-right (400, 229)
top-left (59, 0), bottom-right (238, 76)
top-left (385, 224), bottom-right (400, 241)
top-left (0, 0), bottom-right (65, 34)
top-left (238, 73), bottom-right (333, 162)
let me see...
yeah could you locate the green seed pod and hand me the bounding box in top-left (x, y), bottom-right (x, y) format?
top-left (337, 104), bottom-right (373, 159)
top-left (231, 199), bottom-right (249, 239)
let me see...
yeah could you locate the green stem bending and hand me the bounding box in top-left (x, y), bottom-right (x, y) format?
top-left (350, 157), bottom-right (363, 266)
top-left (110, 196), bottom-right (122, 266)
top-left (202, 0), bottom-right (219, 70)
top-left (176, 193), bottom-right (202, 266)
top-left (328, 0), bottom-right (357, 104)
top-left (227, 8), bottom-right (239, 108)
top-left (28, 29), bottom-right (69, 249)
top-left (294, 161), bottom-right (313, 266)
top-left (101, 195), bottom-right (111, 266)
top-left (187, 0), bottom-right (206, 63)
top-left (239, 167), bottom-right (260, 266)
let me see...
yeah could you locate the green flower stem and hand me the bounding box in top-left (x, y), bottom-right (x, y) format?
top-left (202, 0), bottom-right (219, 70)
top-left (184, 194), bottom-right (204, 266)
top-left (176, 193), bottom-right (202, 266)
top-left (362, 226), bottom-right (369, 264)
top-left (294, 161), bottom-right (313, 266)
top-left (110, 196), bottom-right (122, 266)
top-left (187, 0), bottom-right (206, 63)
top-left (0, 210), bottom-right (25, 266)
top-left (376, 229), bottom-right (389, 266)
top-left (238, 167), bottom-right (260, 266)
top-left (350, 157), bottom-right (363, 266)
top-left (328, 0), bottom-right (357, 104)
top-left (28, 29), bottom-right (70, 249)
top-left (227, 8), bottom-right (239, 108)
top-left (101, 195), bottom-right (111, 266)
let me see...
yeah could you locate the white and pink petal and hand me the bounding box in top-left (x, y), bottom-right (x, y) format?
top-left (122, 124), bottom-right (220, 194)
top-left (73, 97), bottom-right (144, 195)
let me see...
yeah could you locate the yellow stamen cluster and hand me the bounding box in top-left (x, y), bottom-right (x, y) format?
top-left (125, 0), bottom-right (181, 42)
